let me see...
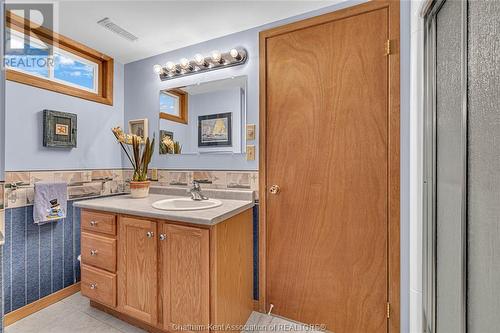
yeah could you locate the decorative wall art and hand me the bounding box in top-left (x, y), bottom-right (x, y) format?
top-left (198, 112), bottom-right (232, 147)
top-left (43, 110), bottom-right (77, 148)
top-left (128, 118), bottom-right (148, 140)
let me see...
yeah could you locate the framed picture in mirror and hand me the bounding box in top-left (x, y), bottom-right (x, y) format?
top-left (159, 88), bottom-right (188, 124)
top-left (198, 112), bottom-right (232, 147)
top-left (128, 118), bottom-right (148, 140)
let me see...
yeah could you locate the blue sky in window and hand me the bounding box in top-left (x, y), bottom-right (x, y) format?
top-left (5, 54), bottom-right (50, 77)
top-left (160, 93), bottom-right (177, 115)
top-left (5, 34), bottom-right (50, 77)
top-left (54, 54), bottom-right (95, 90)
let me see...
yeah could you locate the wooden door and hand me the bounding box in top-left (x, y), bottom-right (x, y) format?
top-left (260, 2), bottom-right (400, 332)
top-left (117, 216), bottom-right (158, 325)
top-left (161, 223), bottom-right (210, 333)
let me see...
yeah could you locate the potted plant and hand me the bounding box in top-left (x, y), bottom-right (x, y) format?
top-left (112, 127), bottom-right (155, 198)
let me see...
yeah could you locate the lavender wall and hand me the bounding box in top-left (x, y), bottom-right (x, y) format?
top-left (4, 63), bottom-right (125, 172)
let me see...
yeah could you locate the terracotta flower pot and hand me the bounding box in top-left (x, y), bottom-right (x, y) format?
top-left (130, 181), bottom-right (150, 198)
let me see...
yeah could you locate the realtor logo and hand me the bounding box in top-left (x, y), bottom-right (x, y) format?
top-left (3, 3), bottom-right (54, 70)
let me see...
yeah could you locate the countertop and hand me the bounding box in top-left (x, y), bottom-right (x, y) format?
top-left (73, 193), bottom-right (254, 226)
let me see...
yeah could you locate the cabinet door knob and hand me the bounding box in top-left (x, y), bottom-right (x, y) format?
top-left (146, 231), bottom-right (154, 238)
top-left (90, 220), bottom-right (98, 226)
top-left (269, 184), bottom-right (281, 195)
top-left (90, 249), bottom-right (98, 256)
top-left (159, 234), bottom-right (167, 241)
top-left (89, 283), bottom-right (97, 290)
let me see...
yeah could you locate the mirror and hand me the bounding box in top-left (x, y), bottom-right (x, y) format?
top-left (158, 75), bottom-right (247, 155)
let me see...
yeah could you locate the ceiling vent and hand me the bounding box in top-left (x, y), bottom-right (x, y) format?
top-left (97, 17), bottom-right (138, 42)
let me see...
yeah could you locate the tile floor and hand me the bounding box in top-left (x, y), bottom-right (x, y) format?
top-left (5, 292), bottom-right (324, 333)
top-left (244, 312), bottom-right (326, 333)
top-left (5, 292), bottom-right (145, 333)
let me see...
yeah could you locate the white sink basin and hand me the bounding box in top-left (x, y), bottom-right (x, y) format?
top-left (152, 197), bottom-right (222, 211)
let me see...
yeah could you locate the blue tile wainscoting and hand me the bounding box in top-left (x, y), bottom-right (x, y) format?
top-left (2, 201), bottom-right (81, 314)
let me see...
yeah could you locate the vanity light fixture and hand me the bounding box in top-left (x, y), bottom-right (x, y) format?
top-left (154, 47), bottom-right (247, 81)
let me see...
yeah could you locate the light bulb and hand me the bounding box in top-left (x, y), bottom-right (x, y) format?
top-left (211, 50), bottom-right (222, 63)
top-left (194, 53), bottom-right (206, 66)
top-left (229, 48), bottom-right (240, 59)
top-left (165, 61), bottom-right (176, 72)
top-left (153, 64), bottom-right (163, 74)
top-left (180, 58), bottom-right (190, 69)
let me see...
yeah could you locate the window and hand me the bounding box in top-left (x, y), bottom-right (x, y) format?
top-left (53, 51), bottom-right (98, 93)
top-left (5, 11), bottom-right (113, 105)
top-left (159, 88), bottom-right (188, 124)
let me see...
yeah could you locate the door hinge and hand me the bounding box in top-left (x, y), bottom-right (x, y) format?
top-left (386, 302), bottom-right (391, 319)
top-left (385, 40), bottom-right (392, 56)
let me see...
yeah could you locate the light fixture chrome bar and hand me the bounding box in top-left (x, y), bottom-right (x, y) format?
top-left (154, 48), bottom-right (248, 81)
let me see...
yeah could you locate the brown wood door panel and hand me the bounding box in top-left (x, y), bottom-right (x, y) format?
top-left (117, 216), bottom-right (158, 325)
top-left (264, 6), bottom-right (391, 333)
top-left (161, 223), bottom-right (210, 333)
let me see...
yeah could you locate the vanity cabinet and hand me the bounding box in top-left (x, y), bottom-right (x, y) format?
top-left (117, 216), bottom-right (158, 325)
top-left (80, 208), bottom-right (253, 332)
top-left (161, 224), bottom-right (210, 333)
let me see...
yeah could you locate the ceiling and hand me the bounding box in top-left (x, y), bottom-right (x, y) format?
top-left (20, 1), bottom-right (342, 64)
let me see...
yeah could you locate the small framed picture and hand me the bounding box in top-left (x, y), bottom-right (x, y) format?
top-left (128, 118), bottom-right (149, 140)
top-left (198, 112), bottom-right (232, 147)
top-left (43, 110), bottom-right (77, 148)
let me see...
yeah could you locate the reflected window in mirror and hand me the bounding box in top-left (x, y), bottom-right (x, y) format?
top-left (159, 88), bottom-right (188, 124)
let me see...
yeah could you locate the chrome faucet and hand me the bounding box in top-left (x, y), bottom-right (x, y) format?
top-left (189, 181), bottom-right (208, 201)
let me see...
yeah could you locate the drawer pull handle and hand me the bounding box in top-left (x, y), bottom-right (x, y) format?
top-left (90, 249), bottom-right (98, 256)
top-left (90, 221), bottom-right (98, 227)
top-left (159, 234), bottom-right (167, 241)
top-left (146, 231), bottom-right (154, 238)
top-left (89, 283), bottom-right (97, 290)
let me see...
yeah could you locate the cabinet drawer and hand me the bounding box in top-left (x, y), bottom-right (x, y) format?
top-left (82, 210), bottom-right (116, 235)
top-left (81, 232), bottom-right (116, 272)
top-left (81, 264), bottom-right (117, 308)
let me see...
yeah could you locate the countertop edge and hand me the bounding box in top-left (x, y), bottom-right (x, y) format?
top-left (73, 200), bottom-right (255, 226)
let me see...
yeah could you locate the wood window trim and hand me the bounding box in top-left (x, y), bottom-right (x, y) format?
top-left (5, 11), bottom-right (114, 106)
top-left (159, 88), bottom-right (188, 124)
